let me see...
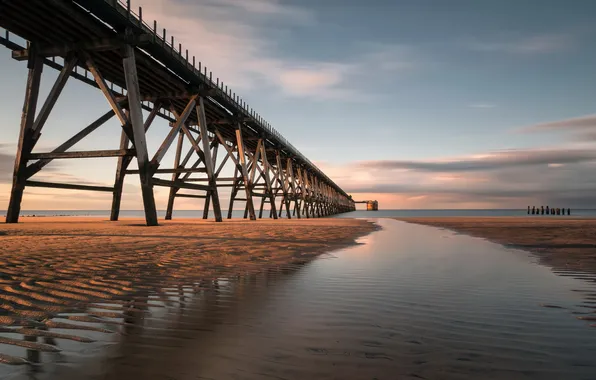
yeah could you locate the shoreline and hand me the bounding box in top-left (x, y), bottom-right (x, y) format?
top-left (0, 217), bottom-right (378, 363)
top-left (395, 217), bottom-right (596, 275)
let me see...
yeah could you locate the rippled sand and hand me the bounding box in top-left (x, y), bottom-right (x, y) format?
top-left (0, 217), bottom-right (377, 365)
top-left (396, 217), bottom-right (596, 274)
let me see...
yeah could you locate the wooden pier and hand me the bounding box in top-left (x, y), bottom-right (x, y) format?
top-left (0, 0), bottom-right (356, 225)
top-left (355, 200), bottom-right (379, 211)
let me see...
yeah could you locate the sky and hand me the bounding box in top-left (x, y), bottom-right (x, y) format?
top-left (1, 0), bottom-right (596, 211)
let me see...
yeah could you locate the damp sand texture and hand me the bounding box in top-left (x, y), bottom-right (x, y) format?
top-left (0, 217), bottom-right (376, 364)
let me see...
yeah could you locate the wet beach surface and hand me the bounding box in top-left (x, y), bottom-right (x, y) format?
top-left (2, 219), bottom-right (596, 380)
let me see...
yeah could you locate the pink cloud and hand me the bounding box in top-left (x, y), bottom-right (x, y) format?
top-left (135, 0), bottom-right (412, 100)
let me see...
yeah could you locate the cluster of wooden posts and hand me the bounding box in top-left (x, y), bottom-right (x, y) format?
top-left (1, 1), bottom-right (355, 226)
top-left (527, 206), bottom-right (570, 216)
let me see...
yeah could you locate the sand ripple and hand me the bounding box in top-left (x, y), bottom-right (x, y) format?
top-left (0, 217), bottom-right (375, 367)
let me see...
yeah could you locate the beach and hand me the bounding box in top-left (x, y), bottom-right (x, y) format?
top-left (0, 217), bottom-right (376, 361)
top-left (397, 217), bottom-right (596, 275)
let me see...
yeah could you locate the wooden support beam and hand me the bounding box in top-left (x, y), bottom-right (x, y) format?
top-left (152, 178), bottom-right (210, 191)
top-left (30, 53), bottom-right (78, 141)
top-left (196, 97), bottom-right (222, 222)
top-left (11, 35), bottom-right (154, 61)
top-left (111, 127), bottom-right (131, 221)
top-left (185, 177), bottom-right (236, 182)
top-left (127, 167), bottom-right (207, 174)
top-left (86, 55), bottom-right (133, 142)
top-left (151, 96), bottom-right (197, 169)
top-left (26, 110), bottom-right (115, 178)
top-left (235, 124), bottom-right (256, 220)
top-left (110, 104), bottom-right (159, 222)
top-left (287, 159), bottom-right (300, 219)
top-left (6, 48), bottom-right (44, 223)
top-left (166, 130), bottom-right (184, 220)
top-left (203, 142), bottom-right (219, 219)
top-left (25, 180), bottom-right (113, 192)
top-left (276, 151), bottom-right (291, 219)
top-left (176, 194), bottom-right (207, 199)
top-left (122, 43), bottom-right (158, 226)
top-left (227, 152), bottom-right (240, 219)
top-left (259, 139), bottom-right (278, 220)
top-left (29, 149), bottom-right (135, 159)
top-left (211, 117), bottom-right (252, 125)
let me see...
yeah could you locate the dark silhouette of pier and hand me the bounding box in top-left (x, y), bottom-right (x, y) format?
top-left (355, 200), bottom-right (379, 211)
top-left (0, 0), bottom-right (356, 225)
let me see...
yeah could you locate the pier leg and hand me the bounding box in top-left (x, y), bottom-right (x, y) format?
top-left (165, 130), bottom-right (185, 220)
top-left (111, 125), bottom-right (131, 221)
top-left (259, 140), bottom-right (278, 219)
top-left (6, 50), bottom-right (43, 223)
top-left (110, 104), bottom-right (160, 221)
top-left (236, 125), bottom-right (256, 220)
top-left (122, 45), bottom-right (158, 226)
top-left (276, 151), bottom-right (291, 219)
top-left (202, 193), bottom-right (211, 219)
top-left (258, 197), bottom-right (265, 219)
top-left (228, 161), bottom-right (239, 219)
top-left (196, 97), bottom-right (222, 222)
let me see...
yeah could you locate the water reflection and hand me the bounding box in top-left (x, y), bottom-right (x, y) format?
top-left (4, 219), bottom-right (596, 380)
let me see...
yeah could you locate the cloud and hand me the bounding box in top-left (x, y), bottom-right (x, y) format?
top-left (357, 148), bottom-right (596, 172)
top-left (520, 114), bottom-right (596, 132)
top-left (518, 114), bottom-right (596, 141)
top-left (138, 0), bottom-right (415, 100)
top-left (464, 33), bottom-right (573, 54)
top-left (317, 144), bottom-right (596, 208)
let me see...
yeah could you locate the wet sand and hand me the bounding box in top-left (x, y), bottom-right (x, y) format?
top-left (9, 218), bottom-right (595, 380)
top-left (396, 217), bottom-right (596, 275)
top-left (0, 217), bottom-right (377, 364)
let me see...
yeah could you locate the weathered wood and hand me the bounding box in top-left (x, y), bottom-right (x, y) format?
top-left (203, 141), bottom-right (219, 219)
top-left (196, 97), bottom-right (222, 222)
top-left (26, 110), bottom-right (115, 178)
top-left (259, 139), bottom-right (278, 220)
top-left (25, 180), bottom-right (113, 192)
top-left (185, 177), bottom-right (235, 182)
top-left (12, 35), bottom-right (153, 61)
top-left (127, 167), bottom-right (207, 174)
top-left (6, 49), bottom-right (43, 223)
top-left (276, 151), bottom-right (291, 219)
top-left (165, 130), bottom-right (184, 220)
top-left (151, 96), bottom-right (197, 168)
top-left (286, 158), bottom-right (300, 219)
top-left (110, 103), bottom-right (160, 222)
top-left (235, 124), bottom-right (256, 220)
top-left (152, 178), bottom-right (210, 191)
top-left (227, 153), bottom-right (240, 219)
top-left (122, 43), bottom-right (158, 226)
top-left (110, 127), bottom-right (131, 221)
top-left (176, 193), bottom-right (207, 199)
top-left (31, 53), bottom-right (77, 140)
top-left (86, 54), bottom-right (133, 142)
top-left (29, 149), bottom-right (135, 159)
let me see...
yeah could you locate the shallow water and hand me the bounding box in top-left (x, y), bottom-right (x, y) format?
top-left (3, 219), bottom-right (596, 380)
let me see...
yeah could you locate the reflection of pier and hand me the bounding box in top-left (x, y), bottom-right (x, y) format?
top-left (354, 200), bottom-right (379, 211)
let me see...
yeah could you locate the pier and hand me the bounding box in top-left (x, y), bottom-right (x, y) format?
top-left (355, 200), bottom-right (379, 211)
top-left (0, 0), bottom-right (356, 226)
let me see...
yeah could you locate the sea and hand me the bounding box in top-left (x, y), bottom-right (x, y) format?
top-left (12, 208), bottom-right (596, 218)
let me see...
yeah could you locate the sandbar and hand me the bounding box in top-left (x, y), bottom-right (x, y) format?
top-left (0, 217), bottom-right (377, 331)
